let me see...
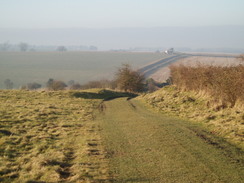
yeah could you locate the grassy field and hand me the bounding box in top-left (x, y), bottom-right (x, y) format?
top-left (0, 51), bottom-right (165, 89)
top-left (1, 89), bottom-right (244, 182)
top-left (0, 89), bottom-right (112, 182)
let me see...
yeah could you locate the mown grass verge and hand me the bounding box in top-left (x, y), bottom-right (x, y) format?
top-left (140, 86), bottom-right (244, 149)
top-left (0, 89), bottom-right (134, 182)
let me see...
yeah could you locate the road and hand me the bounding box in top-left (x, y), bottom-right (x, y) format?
top-left (99, 97), bottom-right (244, 182)
top-left (139, 53), bottom-right (237, 78)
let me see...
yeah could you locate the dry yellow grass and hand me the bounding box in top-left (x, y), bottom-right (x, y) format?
top-left (141, 86), bottom-right (244, 149)
top-left (0, 89), bottom-right (109, 182)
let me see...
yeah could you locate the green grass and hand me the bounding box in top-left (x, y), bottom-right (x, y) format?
top-left (100, 97), bottom-right (244, 182)
top-left (0, 51), bottom-right (166, 89)
top-left (141, 86), bottom-right (244, 149)
top-left (0, 89), bottom-right (111, 182)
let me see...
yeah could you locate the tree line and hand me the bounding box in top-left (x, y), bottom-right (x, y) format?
top-left (0, 42), bottom-right (98, 52)
top-left (3, 64), bottom-right (166, 93)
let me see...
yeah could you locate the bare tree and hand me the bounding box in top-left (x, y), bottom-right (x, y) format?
top-left (27, 82), bottom-right (42, 90)
top-left (115, 64), bottom-right (145, 93)
top-left (67, 80), bottom-right (75, 86)
top-left (46, 78), bottom-right (54, 88)
top-left (46, 79), bottom-right (67, 90)
top-left (0, 42), bottom-right (11, 51)
top-left (19, 42), bottom-right (28, 52)
top-left (70, 83), bottom-right (82, 90)
top-left (57, 46), bottom-right (67, 52)
top-left (89, 46), bottom-right (98, 51)
top-left (4, 79), bottom-right (14, 89)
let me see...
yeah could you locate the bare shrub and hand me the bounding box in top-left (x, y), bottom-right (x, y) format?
top-left (238, 54), bottom-right (244, 62)
top-left (170, 62), bottom-right (244, 107)
top-left (145, 78), bottom-right (170, 93)
top-left (70, 83), bottom-right (82, 90)
top-left (57, 46), bottom-right (67, 52)
top-left (27, 82), bottom-right (42, 90)
top-left (4, 79), bottom-right (14, 89)
top-left (115, 64), bottom-right (145, 93)
top-left (46, 79), bottom-right (67, 90)
top-left (21, 82), bottom-right (42, 90)
top-left (81, 79), bottom-right (116, 90)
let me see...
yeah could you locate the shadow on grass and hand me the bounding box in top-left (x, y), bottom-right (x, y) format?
top-left (0, 129), bottom-right (12, 136)
top-left (72, 89), bottom-right (138, 101)
top-left (108, 177), bottom-right (157, 183)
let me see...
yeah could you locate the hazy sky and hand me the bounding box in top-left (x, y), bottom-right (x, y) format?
top-left (1, 0), bottom-right (244, 28)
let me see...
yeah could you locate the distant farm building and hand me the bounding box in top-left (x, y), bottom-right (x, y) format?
top-left (164, 48), bottom-right (174, 54)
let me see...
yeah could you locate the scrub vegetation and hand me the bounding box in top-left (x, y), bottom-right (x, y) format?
top-left (169, 63), bottom-right (244, 108)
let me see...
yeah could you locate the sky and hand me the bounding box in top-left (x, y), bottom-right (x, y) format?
top-left (0, 0), bottom-right (243, 50)
top-left (0, 0), bottom-right (244, 29)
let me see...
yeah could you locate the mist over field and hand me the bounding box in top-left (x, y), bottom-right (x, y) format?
top-left (0, 26), bottom-right (244, 52)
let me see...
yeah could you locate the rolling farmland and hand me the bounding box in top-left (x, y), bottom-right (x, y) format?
top-left (0, 51), bottom-right (166, 89)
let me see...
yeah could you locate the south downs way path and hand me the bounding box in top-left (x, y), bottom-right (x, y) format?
top-left (97, 98), bottom-right (244, 183)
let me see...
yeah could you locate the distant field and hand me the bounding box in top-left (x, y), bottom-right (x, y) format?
top-left (0, 51), bottom-right (165, 89)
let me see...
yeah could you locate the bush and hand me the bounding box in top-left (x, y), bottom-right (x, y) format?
top-left (46, 79), bottom-right (67, 90)
top-left (27, 82), bottom-right (42, 90)
top-left (80, 79), bottom-right (116, 90)
top-left (169, 62), bottom-right (244, 107)
top-left (115, 64), bottom-right (145, 93)
top-left (4, 79), bottom-right (14, 89)
top-left (145, 78), bottom-right (171, 93)
top-left (70, 83), bottom-right (82, 90)
top-left (238, 54), bottom-right (244, 62)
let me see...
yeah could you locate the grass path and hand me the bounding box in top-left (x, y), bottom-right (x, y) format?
top-left (99, 98), bottom-right (244, 182)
